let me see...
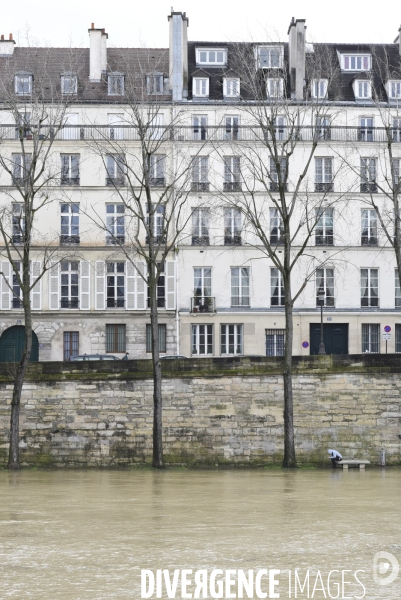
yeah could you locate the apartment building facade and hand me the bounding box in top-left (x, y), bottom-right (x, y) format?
top-left (1, 13), bottom-right (401, 360)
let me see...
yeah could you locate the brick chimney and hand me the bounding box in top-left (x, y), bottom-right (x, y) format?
top-left (288, 18), bottom-right (306, 100)
top-left (168, 11), bottom-right (189, 101)
top-left (0, 34), bottom-right (16, 56)
top-left (88, 23), bottom-right (108, 82)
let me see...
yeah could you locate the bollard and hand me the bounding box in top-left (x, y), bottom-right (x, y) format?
top-left (379, 449), bottom-right (386, 466)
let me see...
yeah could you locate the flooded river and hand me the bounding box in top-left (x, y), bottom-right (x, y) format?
top-left (0, 469), bottom-right (400, 599)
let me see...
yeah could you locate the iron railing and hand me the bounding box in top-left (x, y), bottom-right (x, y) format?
top-left (191, 296), bottom-right (215, 313)
top-left (60, 235), bottom-right (80, 245)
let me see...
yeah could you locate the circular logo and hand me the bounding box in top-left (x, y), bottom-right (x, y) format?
top-left (384, 325), bottom-right (391, 332)
top-left (302, 341), bottom-right (309, 348)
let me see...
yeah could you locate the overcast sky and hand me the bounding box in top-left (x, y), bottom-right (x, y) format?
top-left (3, 0), bottom-right (401, 48)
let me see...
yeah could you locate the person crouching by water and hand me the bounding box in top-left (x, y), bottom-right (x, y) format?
top-left (328, 448), bottom-right (342, 468)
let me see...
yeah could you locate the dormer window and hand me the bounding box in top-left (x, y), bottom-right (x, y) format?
top-left (341, 55), bottom-right (371, 71)
top-left (15, 73), bottom-right (32, 95)
top-left (387, 81), bottom-right (401, 100)
top-left (257, 46), bottom-right (283, 69)
top-left (61, 74), bottom-right (77, 95)
top-left (311, 79), bottom-right (328, 99)
top-left (108, 73), bottom-right (124, 96)
top-left (196, 48), bottom-right (227, 66)
top-left (193, 78), bottom-right (209, 98)
top-left (353, 80), bottom-right (372, 99)
top-left (266, 78), bottom-right (284, 99)
top-left (147, 73), bottom-right (164, 95)
top-left (223, 78), bottom-right (240, 98)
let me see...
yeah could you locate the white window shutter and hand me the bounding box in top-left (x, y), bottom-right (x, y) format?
top-left (49, 261), bottom-right (59, 310)
top-left (166, 260), bottom-right (176, 310)
top-left (1, 261), bottom-right (11, 310)
top-left (135, 262), bottom-right (146, 309)
top-left (80, 261), bottom-right (90, 310)
top-left (95, 260), bottom-right (105, 310)
top-left (30, 261), bottom-right (42, 310)
top-left (126, 261), bottom-right (136, 310)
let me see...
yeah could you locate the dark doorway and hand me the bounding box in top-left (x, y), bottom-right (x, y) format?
top-left (309, 323), bottom-right (348, 355)
top-left (0, 326), bottom-right (39, 362)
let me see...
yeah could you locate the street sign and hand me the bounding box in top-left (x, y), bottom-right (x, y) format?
top-left (382, 333), bottom-right (391, 341)
top-left (384, 325), bottom-right (391, 332)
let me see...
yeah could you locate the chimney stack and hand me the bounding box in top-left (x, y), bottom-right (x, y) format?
top-left (288, 18), bottom-right (306, 100)
top-left (0, 33), bottom-right (16, 56)
top-left (168, 10), bottom-right (189, 101)
top-left (88, 23), bottom-right (108, 82)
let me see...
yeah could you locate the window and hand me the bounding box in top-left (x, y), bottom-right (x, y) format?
top-left (146, 204), bottom-right (165, 244)
top-left (341, 55), bottom-right (371, 71)
top-left (147, 74), bottom-right (163, 94)
top-left (193, 267), bottom-right (212, 311)
top-left (148, 155), bottom-right (165, 187)
top-left (266, 78), bottom-right (284, 99)
top-left (360, 158), bottom-right (377, 193)
top-left (223, 78), bottom-right (240, 98)
top-left (316, 268), bottom-right (335, 307)
top-left (196, 48), bottom-right (227, 65)
top-left (193, 115), bottom-right (208, 140)
top-left (12, 203), bottom-right (25, 244)
top-left (61, 154), bottom-right (79, 185)
top-left (191, 324), bottom-right (213, 355)
top-left (221, 324), bottom-right (243, 355)
top-left (12, 261), bottom-right (22, 308)
top-left (361, 209), bottom-right (378, 246)
top-left (224, 116), bottom-right (239, 140)
top-left (192, 208), bottom-right (210, 245)
top-left (193, 78), bottom-right (209, 97)
top-left (223, 156), bottom-right (241, 192)
top-left (315, 116), bottom-right (331, 140)
top-left (12, 153), bottom-right (32, 184)
top-left (15, 74), bottom-right (32, 95)
top-left (106, 155), bottom-right (125, 185)
top-left (266, 329), bottom-right (285, 356)
top-left (106, 262), bottom-right (125, 308)
top-left (270, 157), bottom-right (287, 191)
top-left (388, 81), bottom-right (401, 99)
top-left (15, 112), bottom-right (31, 139)
top-left (311, 79), bottom-right (328, 99)
top-left (315, 158), bottom-right (333, 192)
top-left (191, 157), bottom-right (209, 192)
top-left (108, 114), bottom-right (125, 140)
top-left (146, 324), bottom-right (167, 353)
top-left (61, 75), bottom-right (77, 95)
top-left (392, 159), bottom-right (401, 192)
top-left (393, 118), bottom-right (401, 142)
top-left (257, 46), bottom-right (283, 68)
top-left (361, 268), bottom-right (379, 307)
top-left (108, 74), bottom-right (124, 96)
top-left (354, 80), bottom-right (371, 99)
top-left (270, 208), bottom-right (284, 245)
top-left (361, 323), bottom-right (380, 353)
top-left (106, 324), bottom-right (126, 353)
top-left (64, 332), bottom-right (79, 361)
top-left (147, 264), bottom-right (165, 308)
top-left (395, 270), bottom-right (401, 307)
top-left (271, 268), bottom-right (284, 306)
top-left (315, 208), bottom-right (334, 246)
top-left (224, 207), bottom-right (241, 245)
top-left (60, 203), bottom-right (80, 245)
top-left (62, 113), bottom-right (79, 140)
top-left (106, 204), bottom-right (125, 245)
top-left (231, 267), bottom-right (250, 306)
top-left (359, 118), bottom-right (373, 142)
top-left (60, 261), bottom-right (79, 309)
top-left (396, 324), bottom-right (401, 352)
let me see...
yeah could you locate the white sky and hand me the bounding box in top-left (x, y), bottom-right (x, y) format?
top-left (3, 0), bottom-right (401, 48)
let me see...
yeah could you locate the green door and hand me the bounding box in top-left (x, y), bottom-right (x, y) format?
top-left (0, 326), bottom-right (39, 362)
top-left (309, 323), bottom-right (348, 355)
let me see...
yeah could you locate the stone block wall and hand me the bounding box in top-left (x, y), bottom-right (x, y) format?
top-left (0, 355), bottom-right (400, 467)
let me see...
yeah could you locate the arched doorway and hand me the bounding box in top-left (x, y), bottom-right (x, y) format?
top-left (0, 326), bottom-right (39, 362)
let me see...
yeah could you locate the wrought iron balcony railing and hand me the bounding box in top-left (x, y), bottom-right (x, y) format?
top-left (106, 298), bottom-right (125, 308)
top-left (192, 235), bottom-right (210, 246)
top-left (191, 296), bottom-right (215, 313)
top-left (224, 234), bottom-right (242, 246)
top-left (60, 299), bottom-right (79, 309)
top-left (106, 235), bottom-right (125, 245)
top-left (315, 235), bottom-right (334, 246)
top-left (315, 182), bottom-right (334, 192)
top-left (60, 235), bottom-right (80, 245)
top-left (191, 181), bottom-right (210, 192)
top-left (61, 177), bottom-right (80, 186)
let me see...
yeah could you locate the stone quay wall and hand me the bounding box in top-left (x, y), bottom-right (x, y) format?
top-left (0, 355), bottom-right (401, 467)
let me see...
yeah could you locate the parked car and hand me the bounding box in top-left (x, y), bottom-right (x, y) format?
top-left (69, 354), bottom-right (120, 361)
top-left (160, 355), bottom-right (188, 360)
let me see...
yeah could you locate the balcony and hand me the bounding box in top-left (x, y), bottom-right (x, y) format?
top-left (223, 181), bottom-right (242, 192)
top-left (224, 235), bottom-right (241, 246)
top-left (191, 296), bottom-right (215, 313)
top-left (106, 299), bottom-right (125, 308)
top-left (60, 299), bottom-right (79, 309)
top-left (192, 235), bottom-right (210, 246)
top-left (149, 177), bottom-right (165, 187)
top-left (270, 182), bottom-right (288, 192)
top-left (106, 235), bottom-right (125, 245)
top-left (60, 235), bottom-right (80, 245)
top-left (315, 182), bottom-right (334, 193)
top-left (61, 177), bottom-right (80, 186)
top-left (360, 183), bottom-right (377, 193)
top-left (106, 177), bottom-right (125, 187)
top-left (191, 182), bottom-right (210, 192)
top-left (315, 235), bottom-right (334, 246)
top-left (361, 236), bottom-right (378, 246)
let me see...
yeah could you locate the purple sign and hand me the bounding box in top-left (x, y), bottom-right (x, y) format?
top-left (384, 325), bottom-right (391, 333)
top-left (302, 341), bottom-right (309, 348)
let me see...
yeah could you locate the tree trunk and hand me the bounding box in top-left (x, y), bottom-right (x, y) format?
top-left (149, 267), bottom-right (163, 469)
top-left (282, 273), bottom-right (297, 468)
